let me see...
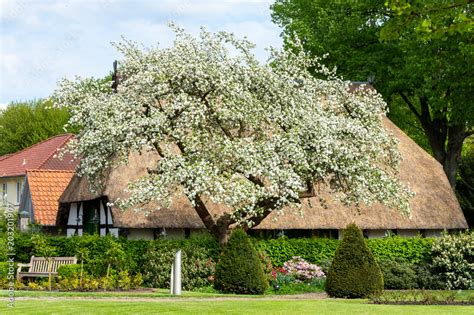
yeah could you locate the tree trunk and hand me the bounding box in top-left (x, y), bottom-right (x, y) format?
top-left (443, 125), bottom-right (465, 187)
top-left (190, 195), bottom-right (235, 245)
top-left (216, 226), bottom-right (231, 246)
top-left (399, 93), bottom-right (465, 188)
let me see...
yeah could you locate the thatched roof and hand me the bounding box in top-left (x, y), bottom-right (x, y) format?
top-left (58, 118), bottom-right (468, 230)
top-left (58, 149), bottom-right (203, 228)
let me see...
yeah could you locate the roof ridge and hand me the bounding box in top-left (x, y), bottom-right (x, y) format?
top-left (37, 134), bottom-right (75, 170)
top-left (27, 169), bottom-right (75, 173)
top-left (0, 133), bottom-right (74, 164)
top-left (0, 153), bottom-right (13, 161)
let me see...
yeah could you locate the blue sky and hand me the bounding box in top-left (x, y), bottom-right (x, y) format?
top-left (0, 0), bottom-right (282, 108)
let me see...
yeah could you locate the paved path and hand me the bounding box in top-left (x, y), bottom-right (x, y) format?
top-left (6, 293), bottom-right (328, 302)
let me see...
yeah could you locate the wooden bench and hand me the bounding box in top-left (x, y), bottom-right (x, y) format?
top-left (17, 256), bottom-right (77, 280)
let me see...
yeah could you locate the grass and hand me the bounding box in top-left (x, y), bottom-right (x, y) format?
top-left (1, 299), bottom-right (473, 314)
top-left (0, 289), bottom-right (473, 314)
top-left (4, 288), bottom-right (472, 299)
top-left (0, 288), bottom-right (256, 299)
top-left (373, 289), bottom-right (474, 303)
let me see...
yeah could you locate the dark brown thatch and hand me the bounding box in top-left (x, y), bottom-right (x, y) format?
top-left (58, 118), bottom-right (468, 230)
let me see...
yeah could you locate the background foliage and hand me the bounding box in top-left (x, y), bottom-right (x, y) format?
top-left (271, 0), bottom-right (473, 209)
top-left (0, 99), bottom-right (78, 156)
top-left (2, 231), bottom-right (471, 290)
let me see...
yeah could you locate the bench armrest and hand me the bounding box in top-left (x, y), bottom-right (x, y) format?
top-left (17, 263), bottom-right (31, 273)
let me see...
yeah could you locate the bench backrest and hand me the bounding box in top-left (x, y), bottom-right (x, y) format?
top-left (29, 256), bottom-right (77, 273)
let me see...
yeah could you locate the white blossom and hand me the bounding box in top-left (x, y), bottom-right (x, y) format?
top-left (53, 24), bottom-right (412, 227)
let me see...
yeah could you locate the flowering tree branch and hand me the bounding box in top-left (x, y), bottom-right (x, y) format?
top-left (53, 24), bottom-right (412, 242)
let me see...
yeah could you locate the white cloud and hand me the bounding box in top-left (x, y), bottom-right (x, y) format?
top-left (0, 0), bottom-right (283, 104)
top-left (0, 52), bottom-right (21, 74)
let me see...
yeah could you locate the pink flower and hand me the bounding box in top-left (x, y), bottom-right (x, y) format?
top-left (282, 257), bottom-right (325, 281)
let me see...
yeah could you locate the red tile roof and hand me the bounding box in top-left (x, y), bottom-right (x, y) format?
top-left (0, 154), bottom-right (13, 161)
top-left (27, 170), bottom-right (74, 225)
top-left (0, 134), bottom-right (79, 177)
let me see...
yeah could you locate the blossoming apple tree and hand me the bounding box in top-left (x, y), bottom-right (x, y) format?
top-left (53, 25), bottom-right (411, 243)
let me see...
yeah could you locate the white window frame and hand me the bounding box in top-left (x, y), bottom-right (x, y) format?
top-left (16, 182), bottom-right (22, 204)
top-left (1, 183), bottom-right (7, 205)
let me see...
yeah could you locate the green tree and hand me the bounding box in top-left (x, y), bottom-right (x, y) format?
top-left (383, 0), bottom-right (473, 40)
top-left (326, 224), bottom-right (383, 298)
top-left (0, 99), bottom-right (77, 155)
top-left (457, 139), bottom-right (474, 226)
top-left (271, 0), bottom-right (473, 187)
top-left (214, 228), bottom-right (268, 294)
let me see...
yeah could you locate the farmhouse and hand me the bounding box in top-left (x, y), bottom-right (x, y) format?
top-left (56, 117), bottom-right (468, 240)
top-left (0, 134), bottom-right (77, 219)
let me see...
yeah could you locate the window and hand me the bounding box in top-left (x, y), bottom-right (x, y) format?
top-left (16, 182), bottom-right (22, 204)
top-left (83, 200), bottom-right (101, 235)
top-left (1, 183), bottom-right (7, 205)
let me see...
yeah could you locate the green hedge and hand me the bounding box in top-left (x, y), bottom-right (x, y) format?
top-left (6, 233), bottom-right (432, 265)
top-left (255, 238), bottom-right (339, 267)
top-left (255, 236), bottom-right (433, 267)
top-left (2, 232), bottom-right (433, 284)
top-left (57, 264), bottom-right (82, 279)
top-left (366, 237), bottom-right (433, 264)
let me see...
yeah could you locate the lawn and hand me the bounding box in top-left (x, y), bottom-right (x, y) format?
top-left (1, 299), bottom-right (473, 314)
top-left (1, 290), bottom-right (473, 314)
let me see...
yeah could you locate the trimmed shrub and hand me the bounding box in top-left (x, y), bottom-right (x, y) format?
top-left (326, 224), bottom-right (383, 298)
top-left (412, 263), bottom-right (444, 290)
top-left (57, 264), bottom-right (82, 279)
top-left (378, 259), bottom-right (444, 290)
top-left (431, 230), bottom-right (474, 290)
top-left (142, 245), bottom-right (215, 290)
top-left (57, 270), bottom-right (143, 291)
top-left (214, 229), bottom-right (268, 294)
top-left (378, 259), bottom-right (417, 289)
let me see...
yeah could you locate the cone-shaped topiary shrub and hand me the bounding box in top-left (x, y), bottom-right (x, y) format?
top-left (214, 228), bottom-right (269, 294)
top-left (326, 223), bottom-right (383, 298)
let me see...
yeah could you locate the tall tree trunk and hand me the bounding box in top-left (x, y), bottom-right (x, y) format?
top-left (399, 93), bottom-right (465, 188)
top-left (443, 125), bottom-right (465, 187)
top-left (191, 195), bottom-right (235, 245)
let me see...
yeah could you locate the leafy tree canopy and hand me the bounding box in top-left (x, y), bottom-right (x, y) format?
top-left (382, 0), bottom-right (473, 40)
top-left (271, 0), bottom-right (473, 187)
top-left (53, 24), bottom-right (411, 242)
top-left (0, 99), bottom-right (77, 156)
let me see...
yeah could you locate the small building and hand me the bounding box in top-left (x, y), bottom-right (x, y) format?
top-left (56, 118), bottom-right (468, 239)
top-left (0, 134), bottom-right (77, 212)
top-left (19, 170), bottom-right (74, 233)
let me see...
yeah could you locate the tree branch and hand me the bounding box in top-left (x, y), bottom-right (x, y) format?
top-left (465, 129), bottom-right (474, 138)
top-left (398, 92), bottom-right (421, 119)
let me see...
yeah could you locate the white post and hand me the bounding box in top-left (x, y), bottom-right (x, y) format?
top-left (170, 262), bottom-right (174, 294)
top-left (172, 249), bottom-right (182, 295)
